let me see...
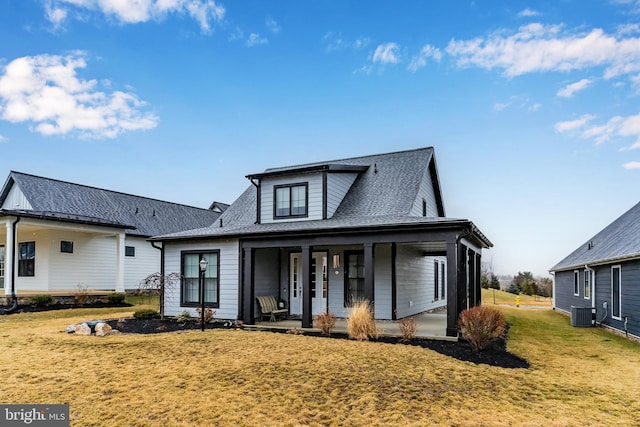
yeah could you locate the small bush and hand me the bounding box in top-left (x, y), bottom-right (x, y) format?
top-left (74, 284), bottom-right (90, 306)
top-left (313, 312), bottom-right (337, 336)
top-left (133, 309), bottom-right (161, 320)
top-left (107, 293), bottom-right (126, 304)
top-left (286, 328), bottom-right (304, 335)
top-left (458, 306), bottom-right (507, 351)
top-left (398, 317), bottom-right (417, 342)
top-left (175, 310), bottom-right (193, 324)
top-left (31, 294), bottom-right (54, 308)
top-left (346, 299), bottom-right (378, 341)
top-left (196, 307), bottom-right (216, 324)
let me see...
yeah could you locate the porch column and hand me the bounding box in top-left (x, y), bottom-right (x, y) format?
top-left (474, 252), bottom-right (482, 307)
top-left (467, 249), bottom-right (476, 309)
top-left (115, 233), bottom-right (125, 293)
top-left (457, 243), bottom-right (469, 316)
top-left (5, 221), bottom-right (14, 296)
top-left (364, 243), bottom-right (374, 305)
top-left (445, 241), bottom-right (458, 336)
top-left (242, 247), bottom-right (255, 324)
top-left (391, 243), bottom-right (397, 320)
top-left (301, 245), bottom-right (312, 328)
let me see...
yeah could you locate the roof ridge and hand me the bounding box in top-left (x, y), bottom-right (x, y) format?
top-left (9, 170), bottom-right (216, 212)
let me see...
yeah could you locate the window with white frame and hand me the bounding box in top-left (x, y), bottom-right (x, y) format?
top-left (181, 251), bottom-right (219, 307)
top-left (274, 183), bottom-right (308, 218)
top-left (584, 269), bottom-right (592, 299)
top-left (573, 270), bottom-right (580, 296)
top-left (611, 265), bottom-right (621, 320)
top-left (18, 241), bottom-right (35, 277)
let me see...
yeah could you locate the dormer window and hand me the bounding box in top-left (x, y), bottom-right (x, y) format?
top-left (274, 183), bottom-right (308, 219)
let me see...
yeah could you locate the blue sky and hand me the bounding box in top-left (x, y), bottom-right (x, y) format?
top-left (1, 1), bottom-right (640, 277)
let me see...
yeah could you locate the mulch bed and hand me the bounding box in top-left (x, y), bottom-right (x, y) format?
top-left (104, 317), bottom-right (529, 369)
top-left (1, 302), bottom-right (132, 314)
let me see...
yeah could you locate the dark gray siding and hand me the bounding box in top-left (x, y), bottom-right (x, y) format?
top-left (555, 270), bottom-right (590, 311)
top-left (618, 261), bottom-right (640, 338)
top-left (254, 248), bottom-right (280, 318)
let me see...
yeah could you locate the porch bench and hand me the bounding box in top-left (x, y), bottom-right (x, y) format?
top-left (256, 295), bottom-right (288, 322)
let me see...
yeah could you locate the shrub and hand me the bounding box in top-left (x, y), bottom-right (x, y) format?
top-left (398, 317), bottom-right (417, 342)
top-left (175, 310), bottom-right (193, 324)
top-left (313, 312), bottom-right (337, 336)
top-left (74, 284), bottom-right (90, 306)
top-left (346, 299), bottom-right (378, 341)
top-left (31, 294), bottom-right (54, 308)
top-left (286, 328), bottom-right (304, 335)
top-left (107, 293), bottom-right (126, 304)
top-left (133, 309), bottom-right (161, 320)
top-left (196, 307), bottom-right (216, 324)
top-left (458, 306), bottom-right (507, 351)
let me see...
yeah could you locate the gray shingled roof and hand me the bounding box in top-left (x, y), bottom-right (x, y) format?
top-left (154, 147), bottom-right (491, 247)
top-left (0, 172), bottom-right (222, 237)
top-left (550, 202), bottom-right (640, 271)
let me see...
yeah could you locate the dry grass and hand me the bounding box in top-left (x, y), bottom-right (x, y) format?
top-left (346, 299), bottom-right (378, 340)
top-left (1, 305), bottom-right (640, 426)
top-left (398, 317), bottom-right (417, 342)
top-left (482, 288), bottom-right (552, 307)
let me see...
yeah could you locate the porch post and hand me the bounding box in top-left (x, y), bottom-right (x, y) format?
top-left (391, 243), bottom-right (397, 320)
top-left (5, 221), bottom-right (14, 296)
top-left (475, 252), bottom-right (482, 307)
top-left (242, 247), bottom-right (255, 324)
top-left (467, 249), bottom-right (476, 309)
top-left (115, 233), bottom-right (125, 293)
top-left (364, 243), bottom-right (374, 305)
top-left (445, 241), bottom-right (458, 337)
top-left (457, 243), bottom-right (469, 317)
top-left (301, 245), bottom-right (312, 328)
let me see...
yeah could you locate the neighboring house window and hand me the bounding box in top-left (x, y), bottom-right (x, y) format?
top-left (181, 251), bottom-right (219, 308)
top-left (60, 241), bottom-right (74, 253)
top-left (422, 199), bottom-right (427, 217)
top-left (18, 241), bottom-right (35, 277)
top-left (584, 270), bottom-right (591, 299)
top-left (274, 183), bottom-right (308, 218)
top-left (344, 251), bottom-right (365, 305)
top-left (125, 246), bottom-right (135, 257)
top-left (612, 266), bottom-right (621, 320)
top-left (434, 260), bottom-right (439, 301)
top-left (440, 262), bottom-right (446, 299)
top-left (573, 271), bottom-right (580, 296)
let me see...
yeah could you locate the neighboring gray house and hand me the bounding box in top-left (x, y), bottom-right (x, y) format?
top-left (0, 171), bottom-right (224, 297)
top-left (153, 147), bottom-right (492, 337)
top-left (550, 202), bottom-right (640, 339)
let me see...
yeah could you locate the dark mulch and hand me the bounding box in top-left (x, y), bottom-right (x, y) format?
top-left (103, 318), bottom-right (529, 369)
top-left (1, 302), bottom-right (132, 315)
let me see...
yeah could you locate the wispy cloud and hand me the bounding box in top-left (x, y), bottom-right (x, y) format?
top-left (0, 134), bottom-right (7, 143)
top-left (554, 114), bottom-right (596, 133)
top-left (0, 52), bottom-right (158, 138)
top-left (518, 8), bottom-right (540, 18)
top-left (372, 43), bottom-right (400, 64)
top-left (446, 23), bottom-right (640, 82)
top-left (407, 44), bottom-right (442, 72)
top-left (555, 113), bottom-right (640, 150)
top-left (266, 18), bottom-right (280, 34)
top-left (557, 78), bottom-right (593, 97)
top-left (623, 161), bottom-right (640, 169)
top-left (45, 0), bottom-right (226, 32)
top-left (246, 33), bottom-right (268, 47)
top-left (493, 95), bottom-right (540, 112)
top-left (323, 32), bottom-right (370, 52)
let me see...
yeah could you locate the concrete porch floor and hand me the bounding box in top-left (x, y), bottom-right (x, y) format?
top-left (252, 311), bottom-right (456, 341)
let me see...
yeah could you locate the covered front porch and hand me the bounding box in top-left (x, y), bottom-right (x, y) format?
top-left (240, 222), bottom-right (489, 337)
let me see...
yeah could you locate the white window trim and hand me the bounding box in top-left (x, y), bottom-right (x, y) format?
top-left (611, 265), bottom-right (622, 321)
top-left (583, 269), bottom-right (592, 300)
top-left (573, 270), bottom-right (580, 296)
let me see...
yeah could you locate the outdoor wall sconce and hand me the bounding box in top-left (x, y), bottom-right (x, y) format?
top-left (332, 254), bottom-right (340, 270)
top-left (199, 257), bottom-right (209, 332)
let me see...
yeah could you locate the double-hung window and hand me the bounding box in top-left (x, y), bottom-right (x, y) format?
top-left (584, 269), bottom-right (592, 299)
top-left (611, 266), bottom-right (621, 320)
top-left (18, 241), bottom-right (35, 277)
top-left (274, 183), bottom-right (308, 218)
top-left (181, 251), bottom-right (219, 307)
top-left (344, 251), bottom-right (365, 305)
top-left (573, 271), bottom-right (580, 296)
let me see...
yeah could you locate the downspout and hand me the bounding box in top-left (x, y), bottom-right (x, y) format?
top-left (151, 241), bottom-right (164, 318)
top-left (585, 264), bottom-right (596, 326)
top-left (2, 216), bottom-right (20, 314)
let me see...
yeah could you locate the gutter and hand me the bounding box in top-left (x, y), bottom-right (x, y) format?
top-left (585, 264), bottom-right (595, 311)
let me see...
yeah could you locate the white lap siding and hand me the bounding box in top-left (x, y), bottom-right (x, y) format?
top-left (395, 243), bottom-right (446, 318)
top-left (163, 239), bottom-right (239, 319)
top-left (123, 237), bottom-right (161, 290)
top-left (374, 244), bottom-right (392, 320)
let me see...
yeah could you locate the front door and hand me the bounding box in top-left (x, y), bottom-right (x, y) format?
top-left (0, 245), bottom-right (4, 289)
top-left (289, 252), bottom-right (328, 317)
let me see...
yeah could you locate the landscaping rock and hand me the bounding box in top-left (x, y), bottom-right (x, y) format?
top-left (75, 322), bottom-right (92, 336)
top-left (95, 322), bottom-right (112, 337)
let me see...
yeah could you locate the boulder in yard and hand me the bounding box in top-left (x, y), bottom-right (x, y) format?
top-left (94, 322), bottom-right (112, 337)
top-left (75, 322), bottom-right (92, 336)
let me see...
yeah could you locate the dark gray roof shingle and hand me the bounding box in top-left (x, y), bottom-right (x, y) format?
top-left (1, 172), bottom-right (221, 237)
top-left (550, 202), bottom-right (640, 271)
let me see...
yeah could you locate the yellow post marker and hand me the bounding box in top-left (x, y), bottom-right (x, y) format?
top-left (515, 296), bottom-right (521, 308)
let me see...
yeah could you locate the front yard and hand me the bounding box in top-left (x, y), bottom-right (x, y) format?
top-left (0, 301), bottom-right (638, 426)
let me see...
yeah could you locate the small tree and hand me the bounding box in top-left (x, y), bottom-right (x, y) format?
top-left (139, 272), bottom-right (181, 319)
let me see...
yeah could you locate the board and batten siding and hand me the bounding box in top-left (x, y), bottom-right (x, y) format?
top-left (260, 174), bottom-right (323, 223)
top-left (163, 239), bottom-right (239, 319)
top-left (395, 243), bottom-right (446, 318)
top-left (326, 173), bottom-right (358, 218)
top-left (409, 166), bottom-right (438, 217)
top-left (124, 237), bottom-right (160, 290)
top-left (1, 184), bottom-right (32, 210)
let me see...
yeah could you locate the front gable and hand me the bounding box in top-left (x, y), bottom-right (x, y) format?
top-left (0, 177), bottom-right (32, 211)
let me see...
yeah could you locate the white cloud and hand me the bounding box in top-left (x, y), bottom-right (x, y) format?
top-left (557, 78), bottom-right (593, 97)
top-left (0, 134), bottom-right (7, 143)
top-left (493, 95), bottom-right (539, 112)
top-left (517, 8), bottom-right (540, 17)
top-left (556, 113), bottom-right (640, 150)
top-left (246, 33), bottom-right (268, 47)
top-left (323, 32), bottom-right (370, 52)
top-left (554, 114), bottom-right (596, 133)
top-left (623, 161), bottom-right (640, 169)
top-left (372, 43), bottom-right (400, 64)
top-left (45, 0), bottom-right (225, 32)
top-left (266, 18), bottom-right (280, 34)
top-left (446, 23), bottom-right (640, 82)
top-left (407, 44), bottom-right (442, 72)
top-left (0, 53), bottom-right (158, 139)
